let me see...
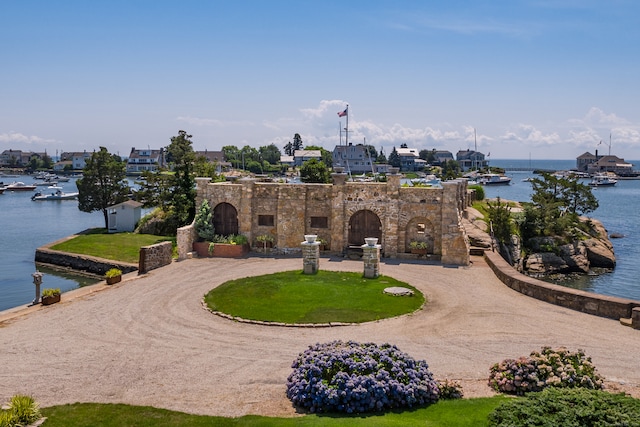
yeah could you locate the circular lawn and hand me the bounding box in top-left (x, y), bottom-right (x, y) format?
top-left (203, 270), bottom-right (425, 324)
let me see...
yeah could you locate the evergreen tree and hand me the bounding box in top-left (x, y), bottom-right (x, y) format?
top-left (292, 133), bottom-right (304, 152)
top-left (193, 199), bottom-right (215, 241)
top-left (77, 147), bottom-right (130, 229)
top-left (165, 130), bottom-right (196, 228)
top-left (388, 147), bottom-right (401, 168)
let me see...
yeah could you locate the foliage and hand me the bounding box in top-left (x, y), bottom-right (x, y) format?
top-left (193, 154), bottom-right (224, 180)
top-left (486, 197), bottom-right (513, 250)
top-left (77, 147), bottom-right (130, 229)
top-left (488, 387), bottom-right (640, 427)
top-left (165, 130), bottom-right (197, 229)
top-left (488, 346), bottom-right (604, 395)
top-left (259, 143), bottom-right (282, 165)
top-left (193, 200), bottom-right (215, 242)
top-left (105, 268), bottom-right (122, 278)
top-left (388, 146), bottom-right (401, 168)
top-left (204, 270), bottom-right (424, 324)
top-left (50, 230), bottom-right (173, 263)
top-left (210, 234), bottom-right (248, 245)
top-left (437, 379), bottom-right (464, 400)
top-left (468, 184), bottom-right (484, 200)
top-left (40, 398), bottom-right (508, 426)
top-left (42, 288), bottom-right (61, 297)
top-left (305, 145), bottom-right (334, 167)
top-left (409, 240), bottom-right (429, 249)
top-left (441, 159), bottom-right (461, 180)
top-left (419, 148), bottom-right (437, 163)
top-left (286, 340), bottom-right (440, 414)
top-left (256, 234), bottom-right (274, 243)
top-left (300, 158), bottom-right (331, 183)
top-left (0, 395), bottom-right (41, 427)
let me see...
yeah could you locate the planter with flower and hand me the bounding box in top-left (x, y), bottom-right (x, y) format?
top-left (105, 268), bottom-right (123, 285)
top-left (192, 200), bottom-right (217, 257)
top-left (317, 237), bottom-right (328, 251)
top-left (41, 288), bottom-right (61, 305)
top-left (409, 240), bottom-right (429, 255)
top-left (255, 234), bottom-right (275, 251)
top-left (207, 234), bottom-right (249, 257)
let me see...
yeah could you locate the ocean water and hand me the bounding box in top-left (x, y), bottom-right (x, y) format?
top-left (485, 159), bottom-right (640, 301)
top-left (1, 162), bottom-right (639, 312)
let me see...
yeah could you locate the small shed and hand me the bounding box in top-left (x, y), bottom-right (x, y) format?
top-left (107, 200), bottom-right (143, 233)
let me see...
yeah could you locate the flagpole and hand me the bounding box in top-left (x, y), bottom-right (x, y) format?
top-left (345, 104), bottom-right (349, 146)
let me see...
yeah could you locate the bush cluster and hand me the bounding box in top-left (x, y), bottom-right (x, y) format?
top-left (488, 387), bottom-right (640, 427)
top-left (286, 340), bottom-right (440, 414)
top-left (0, 395), bottom-right (41, 427)
top-left (488, 346), bottom-right (603, 395)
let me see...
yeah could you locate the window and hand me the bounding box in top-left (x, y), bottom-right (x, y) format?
top-left (310, 216), bottom-right (328, 228)
top-left (417, 223), bottom-right (425, 234)
top-left (258, 215), bottom-right (274, 226)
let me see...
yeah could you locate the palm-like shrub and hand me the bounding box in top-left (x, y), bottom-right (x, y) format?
top-left (286, 340), bottom-right (440, 414)
top-left (488, 346), bottom-right (604, 395)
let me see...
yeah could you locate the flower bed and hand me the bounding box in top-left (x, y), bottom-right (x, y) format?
top-left (286, 340), bottom-right (440, 414)
top-left (488, 346), bottom-right (604, 395)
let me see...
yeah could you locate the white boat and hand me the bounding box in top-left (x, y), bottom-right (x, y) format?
top-left (4, 181), bottom-right (37, 191)
top-left (411, 174), bottom-right (441, 187)
top-left (589, 175), bottom-right (617, 187)
top-left (479, 173), bottom-right (512, 185)
top-left (31, 189), bottom-right (79, 201)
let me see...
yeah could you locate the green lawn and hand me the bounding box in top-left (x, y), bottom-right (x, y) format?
top-left (50, 228), bottom-right (174, 263)
top-left (41, 398), bottom-right (507, 426)
top-left (204, 270), bottom-right (425, 324)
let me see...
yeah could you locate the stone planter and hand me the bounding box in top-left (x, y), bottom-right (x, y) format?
top-left (304, 234), bottom-right (317, 243)
top-left (193, 241), bottom-right (213, 258)
top-left (106, 275), bottom-right (121, 285)
top-left (365, 237), bottom-right (378, 246)
top-left (411, 248), bottom-right (427, 255)
top-left (195, 242), bottom-right (249, 258)
top-left (41, 294), bottom-right (60, 305)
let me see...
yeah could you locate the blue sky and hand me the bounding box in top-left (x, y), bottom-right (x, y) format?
top-left (2, 0), bottom-right (639, 160)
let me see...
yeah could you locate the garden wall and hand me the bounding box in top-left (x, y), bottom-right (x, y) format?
top-left (483, 249), bottom-right (640, 322)
top-left (35, 247), bottom-right (138, 276)
top-left (138, 241), bottom-right (173, 274)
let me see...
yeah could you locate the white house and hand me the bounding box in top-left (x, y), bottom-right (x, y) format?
top-left (107, 200), bottom-right (143, 233)
top-left (332, 144), bottom-right (374, 174)
top-left (126, 147), bottom-right (164, 174)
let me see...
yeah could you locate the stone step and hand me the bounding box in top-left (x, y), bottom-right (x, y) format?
top-left (620, 317), bottom-right (632, 327)
top-left (469, 247), bottom-right (486, 256)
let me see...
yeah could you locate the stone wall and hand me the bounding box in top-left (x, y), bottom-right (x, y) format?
top-left (484, 249), bottom-right (640, 321)
top-left (180, 175), bottom-right (470, 266)
top-left (138, 241), bottom-right (173, 274)
top-left (35, 248), bottom-right (137, 276)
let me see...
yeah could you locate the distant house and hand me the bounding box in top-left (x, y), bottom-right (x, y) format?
top-left (397, 147), bottom-right (421, 171)
top-left (293, 150), bottom-right (322, 167)
top-left (587, 154), bottom-right (633, 175)
top-left (59, 151), bottom-right (92, 170)
top-left (0, 149), bottom-right (32, 167)
top-left (332, 144), bottom-right (374, 174)
top-left (456, 150), bottom-right (488, 171)
top-left (195, 150), bottom-right (230, 172)
top-left (126, 147), bottom-right (164, 174)
top-left (107, 200), bottom-right (143, 233)
top-left (576, 152), bottom-right (598, 172)
top-left (433, 150), bottom-right (454, 166)
top-left (280, 155), bottom-right (295, 167)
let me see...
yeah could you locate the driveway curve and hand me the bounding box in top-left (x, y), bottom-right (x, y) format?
top-left (1, 256), bottom-right (639, 418)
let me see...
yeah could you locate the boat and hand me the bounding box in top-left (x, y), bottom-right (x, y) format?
top-left (31, 189), bottom-right (79, 201)
top-left (588, 175), bottom-right (617, 187)
top-left (4, 181), bottom-right (37, 191)
top-left (478, 173), bottom-right (512, 185)
top-left (0, 187), bottom-right (4, 195)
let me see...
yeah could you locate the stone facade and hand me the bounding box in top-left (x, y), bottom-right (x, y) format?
top-left (177, 173), bottom-right (470, 266)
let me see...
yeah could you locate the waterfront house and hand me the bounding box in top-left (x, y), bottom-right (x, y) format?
top-left (195, 150), bottom-right (230, 172)
top-left (397, 147), bottom-right (422, 171)
top-left (332, 144), bottom-right (374, 174)
top-left (293, 150), bottom-right (322, 167)
top-left (433, 150), bottom-right (454, 166)
top-left (126, 147), bottom-right (164, 174)
top-left (107, 200), bottom-right (143, 233)
top-left (456, 150), bottom-right (488, 171)
top-left (577, 151), bottom-right (634, 175)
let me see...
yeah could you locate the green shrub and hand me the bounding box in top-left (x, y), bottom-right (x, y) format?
top-left (488, 387), bottom-right (640, 427)
top-left (5, 394), bottom-right (41, 426)
top-left (437, 379), bottom-right (464, 400)
top-left (488, 346), bottom-right (603, 395)
top-left (0, 410), bottom-right (13, 427)
top-left (42, 288), bottom-right (60, 297)
top-left (105, 268), bottom-right (122, 278)
top-left (194, 200), bottom-right (215, 242)
top-left (469, 184), bottom-right (484, 200)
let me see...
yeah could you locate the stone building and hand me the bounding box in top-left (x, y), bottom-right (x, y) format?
top-left (177, 171), bottom-right (471, 266)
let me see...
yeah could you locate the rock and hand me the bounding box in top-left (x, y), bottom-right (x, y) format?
top-left (524, 252), bottom-right (569, 275)
top-left (610, 233), bottom-right (624, 239)
top-left (582, 238), bottom-right (616, 268)
top-left (558, 243), bottom-right (590, 273)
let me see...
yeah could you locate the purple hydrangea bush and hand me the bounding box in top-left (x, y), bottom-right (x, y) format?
top-left (488, 346), bottom-right (604, 395)
top-left (286, 340), bottom-right (440, 414)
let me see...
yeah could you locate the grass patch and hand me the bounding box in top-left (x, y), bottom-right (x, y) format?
top-left (51, 229), bottom-right (174, 263)
top-left (204, 270), bottom-right (424, 324)
top-left (41, 398), bottom-right (507, 426)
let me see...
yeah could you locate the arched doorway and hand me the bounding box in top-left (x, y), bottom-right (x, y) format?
top-left (213, 202), bottom-right (238, 236)
top-left (348, 210), bottom-right (382, 246)
top-left (404, 217), bottom-right (434, 253)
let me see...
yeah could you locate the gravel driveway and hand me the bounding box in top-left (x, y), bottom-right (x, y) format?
top-left (1, 255), bottom-right (638, 417)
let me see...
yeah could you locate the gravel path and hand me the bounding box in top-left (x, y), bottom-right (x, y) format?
top-left (1, 255), bottom-right (639, 418)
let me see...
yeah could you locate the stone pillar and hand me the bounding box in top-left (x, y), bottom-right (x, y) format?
top-left (301, 235), bottom-right (320, 274)
top-left (362, 238), bottom-right (381, 278)
top-left (632, 307), bottom-right (640, 330)
top-left (331, 167), bottom-right (347, 185)
top-left (31, 271), bottom-right (43, 305)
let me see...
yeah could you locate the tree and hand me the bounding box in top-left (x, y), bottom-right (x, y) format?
top-left (305, 145), bottom-right (333, 168)
top-left (165, 130), bottom-right (196, 228)
top-left (441, 160), bottom-right (461, 180)
top-left (77, 147), bottom-right (130, 229)
top-left (284, 141), bottom-right (294, 156)
top-left (259, 144), bottom-right (281, 164)
top-left (222, 145), bottom-right (241, 168)
top-left (486, 197), bottom-right (513, 261)
top-left (419, 149), bottom-right (436, 164)
top-left (388, 147), bottom-right (401, 168)
top-left (292, 133), bottom-right (304, 152)
top-left (300, 158), bottom-right (331, 183)
top-left (376, 148), bottom-right (387, 164)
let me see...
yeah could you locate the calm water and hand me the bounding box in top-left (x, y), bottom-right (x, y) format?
top-left (1, 162), bottom-right (639, 311)
top-left (486, 159), bottom-right (640, 301)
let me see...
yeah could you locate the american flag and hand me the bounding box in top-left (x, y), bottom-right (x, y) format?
top-left (337, 108), bottom-right (348, 117)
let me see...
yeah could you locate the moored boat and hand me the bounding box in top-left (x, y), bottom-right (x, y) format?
top-left (4, 181), bottom-right (37, 191)
top-left (31, 189), bottom-right (79, 201)
top-left (589, 175), bottom-right (617, 187)
top-left (479, 173), bottom-right (512, 185)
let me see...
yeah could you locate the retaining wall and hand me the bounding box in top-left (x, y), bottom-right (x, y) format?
top-left (483, 249), bottom-right (640, 321)
top-left (35, 248), bottom-right (137, 276)
top-left (138, 241), bottom-right (173, 274)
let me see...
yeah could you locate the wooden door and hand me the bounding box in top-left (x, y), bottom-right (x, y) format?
top-left (213, 202), bottom-right (238, 236)
top-left (348, 210), bottom-right (381, 245)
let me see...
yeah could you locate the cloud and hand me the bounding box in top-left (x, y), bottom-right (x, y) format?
top-left (300, 100), bottom-right (347, 119)
top-left (0, 132), bottom-right (56, 145)
top-left (499, 124), bottom-right (561, 146)
top-left (568, 107), bottom-right (628, 127)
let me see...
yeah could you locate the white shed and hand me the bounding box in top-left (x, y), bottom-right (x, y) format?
top-left (107, 200), bottom-right (143, 233)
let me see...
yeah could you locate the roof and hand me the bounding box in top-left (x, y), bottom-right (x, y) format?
top-left (109, 200), bottom-right (143, 209)
top-left (294, 150), bottom-right (321, 157)
top-left (195, 150), bottom-right (225, 163)
top-left (577, 152), bottom-right (597, 159)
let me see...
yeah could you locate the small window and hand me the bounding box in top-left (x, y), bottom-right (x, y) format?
top-left (310, 216), bottom-right (328, 228)
top-left (258, 215), bottom-right (274, 226)
top-left (417, 223), bottom-right (425, 234)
